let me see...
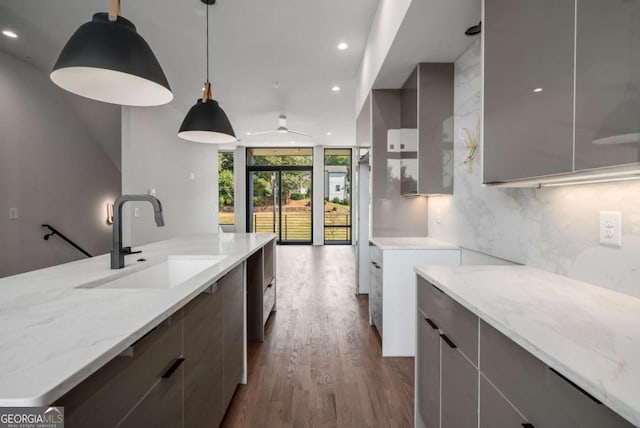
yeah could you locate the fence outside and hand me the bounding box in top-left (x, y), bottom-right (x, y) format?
top-left (252, 211), bottom-right (351, 242)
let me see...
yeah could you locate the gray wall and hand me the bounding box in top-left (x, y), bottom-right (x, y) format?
top-left (428, 40), bottom-right (640, 298)
top-left (121, 105), bottom-right (219, 247)
top-left (0, 51), bottom-right (121, 278)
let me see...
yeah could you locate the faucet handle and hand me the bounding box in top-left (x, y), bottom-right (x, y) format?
top-left (122, 246), bottom-right (142, 255)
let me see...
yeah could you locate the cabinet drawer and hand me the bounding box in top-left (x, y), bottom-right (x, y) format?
top-left (57, 313), bottom-right (182, 428)
top-left (480, 321), bottom-right (633, 428)
top-left (263, 283), bottom-right (275, 325)
top-left (417, 276), bottom-right (478, 365)
top-left (118, 362), bottom-right (183, 428)
top-left (370, 243), bottom-right (383, 266)
top-left (480, 375), bottom-right (527, 428)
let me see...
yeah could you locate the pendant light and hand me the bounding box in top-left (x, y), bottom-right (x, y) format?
top-left (50, 0), bottom-right (173, 106)
top-left (178, 0), bottom-right (236, 144)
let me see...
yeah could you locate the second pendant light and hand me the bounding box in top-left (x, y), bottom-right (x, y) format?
top-left (178, 0), bottom-right (236, 144)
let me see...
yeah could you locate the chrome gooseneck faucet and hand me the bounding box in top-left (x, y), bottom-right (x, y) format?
top-left (111, 195), bottom-right (165, 269)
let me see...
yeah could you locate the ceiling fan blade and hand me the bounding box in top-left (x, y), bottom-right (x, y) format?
top-left (288, 129), bottom-right (312, 137)
top-left (249, 130), bottom-right (278, 136)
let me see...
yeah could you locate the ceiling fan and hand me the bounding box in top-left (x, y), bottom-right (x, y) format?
top-left (249, 114), bottom-right (312, 137)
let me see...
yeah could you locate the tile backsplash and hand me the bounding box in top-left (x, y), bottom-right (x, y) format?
top-left (428, 39), bottom-right (640, 298)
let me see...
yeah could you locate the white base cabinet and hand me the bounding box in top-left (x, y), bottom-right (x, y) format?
top-left (369, 241), bottom-right (460, 357)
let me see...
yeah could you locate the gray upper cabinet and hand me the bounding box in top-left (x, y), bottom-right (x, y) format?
top-left (400, 63), bottom-right (454, 195)
top-left (483, 0), bottom-right (575, 183)
top-left (574, 0), bottom-right (640, 170)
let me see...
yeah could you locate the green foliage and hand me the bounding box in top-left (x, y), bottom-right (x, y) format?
top-left (290, 193), bottom-right (305, 200)
top-left (343, 198), bottom-right (350, 206)
top-left (332, 197), bottom-right (341, 204)
top-left (252, 176), bottom-right (272, 206)
top-left (218, 153), bottom-right (234, 210)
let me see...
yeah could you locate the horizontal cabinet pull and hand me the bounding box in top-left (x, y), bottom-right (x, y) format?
top-left (522, 424), bottom-right (535, 428)
top-left (162, 357), bottom-right (185, 379)
top-left (548, 367), bottom-right (601, 404)
top-left (440, 334), bottom-right (457, 349)
top-left (267, 282), bottom-right (274, 288)
top-left (429, 282), bottom-right (445, 293)
top-left (425, 318), bottom-right (439, 330)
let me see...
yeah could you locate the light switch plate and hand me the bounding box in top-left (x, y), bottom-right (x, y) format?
top-left (599, 211), bottom-right (622, 247)
top-left (9, 208), bottom-right (18, 220)
top-left (134, 207), bottom-right (140, 218)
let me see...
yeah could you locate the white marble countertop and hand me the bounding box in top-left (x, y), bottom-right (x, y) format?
top-left (369, 237), bottom-right (459, 251)
top-left (414, 265), bottom-right (640, 426)
top-left (0, 233), bottom-right (276, 407)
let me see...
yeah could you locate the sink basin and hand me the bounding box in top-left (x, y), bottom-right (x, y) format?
top-left (77, 255), bottom-right (226, 290)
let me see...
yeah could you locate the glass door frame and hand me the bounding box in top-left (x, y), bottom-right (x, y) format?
top-left (246, 165), bottom-right (313, 245)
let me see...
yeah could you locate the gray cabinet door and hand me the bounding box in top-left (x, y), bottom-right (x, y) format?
top-left (183, 287), bottom-right (224, 428)
top-left (417, 311), bottom-right (441, 428)
top-left (480, 375), bottom-right (527, 428)
top-left (441, 336), bottom-right (478, 428)
top-left (119, 370), bottom-right (183, 428)
top-left (222, 264), bottom-right (245, 410)
top-left (574, 0), bottom-right (640, 170)
top-left (483, 0), bottom-right (575, 183)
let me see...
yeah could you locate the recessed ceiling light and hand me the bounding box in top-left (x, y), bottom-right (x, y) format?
top-left (337, 42), bottom-right (348, 50)
top-left (2, 30), bottom-right (18, 39)
top-left (245, 131), bottom-right (251, 136)
top-left (332, 86), bottom-right (341, 92)
top-left (533, 88), bottom-right (543, 93)
top-left (290, 140), bottom-right (295, 144)
top-left (327, 132), bottom-right (333, 136)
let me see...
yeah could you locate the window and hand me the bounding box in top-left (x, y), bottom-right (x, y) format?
top-left (218, 151), bottom-right (234, 225)
top-left (335, 184), bottom-right (341, 192)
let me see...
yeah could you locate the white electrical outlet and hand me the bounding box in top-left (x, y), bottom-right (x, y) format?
top-left (189, 172), bottom-right (196, 181)
top-left (149, 188), bottom-right (157, 196)
top-left (9, 208), bottom-right (18, 220)
top-left (134, 207), bottom-right (140, 218)
top-left (599, 211), bottom-right (622, 247)
top-left (436, 207), bottom-right (443, 224)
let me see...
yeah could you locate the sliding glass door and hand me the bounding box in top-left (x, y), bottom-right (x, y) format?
top-left (246, 148), bottom-right (313, 244)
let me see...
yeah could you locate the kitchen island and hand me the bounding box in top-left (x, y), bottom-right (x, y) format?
top-left (0, 233), bottom-right (276, 427)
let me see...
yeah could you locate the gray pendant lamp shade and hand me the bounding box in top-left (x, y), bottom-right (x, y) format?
top-left (178, 0), bottom-right (236, 144)
top-left (50, 11), bottom-right (173, 107)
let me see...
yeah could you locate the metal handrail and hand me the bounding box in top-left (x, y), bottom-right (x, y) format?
top-left (42, 224), bottom-right (92, 258)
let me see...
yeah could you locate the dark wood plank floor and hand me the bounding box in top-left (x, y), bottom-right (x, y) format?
top-left (222, 245), bottom-right (414, 428)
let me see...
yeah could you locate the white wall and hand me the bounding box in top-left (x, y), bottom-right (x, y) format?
top-left (121, 105), bottom-right (219, 246)
top-left (355, 0), bottom-right (413, 115)
top-left (428, 39), bottom-right (640, 298)
top-left (0, 51), bottom-right (120, 277)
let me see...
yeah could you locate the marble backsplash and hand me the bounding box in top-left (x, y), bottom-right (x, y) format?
top-left (428, 39), bottom-right (640, 298)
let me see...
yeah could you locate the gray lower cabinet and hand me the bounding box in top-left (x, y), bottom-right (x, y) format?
top-left (417, 311), bottom-right (440, 428)
top-left (480, 320), bottom-right (633, 428)
top-left (222, 264), bottom-right (244, 409)
top-left (480, 375), bottom-right (527, 428)
top-left (440, 337), bottom-right (478, 428)
top-left (56, 313), bottom-right (183, 428)
top-left (369, 260), bottom-right (382, 335)
top-left (417, 279), bottom-right (633, 428)
top-left (416, 281), bottom-right (478, 428)
top-left (184, 286), bottom-right (224, 428)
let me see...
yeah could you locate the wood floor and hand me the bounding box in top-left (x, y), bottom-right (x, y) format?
top-left (222, 245), bottom-right (414, 428)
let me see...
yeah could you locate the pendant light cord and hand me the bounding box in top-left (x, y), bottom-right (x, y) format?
top-left (206, 3), bottom-right (209, 83)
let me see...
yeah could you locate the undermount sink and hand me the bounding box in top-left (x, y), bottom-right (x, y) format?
top-left (77, 255), bottom-right (226, 290)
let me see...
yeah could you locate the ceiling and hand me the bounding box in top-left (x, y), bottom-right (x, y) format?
top-left (0, 0), bottom-right (378, 147)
